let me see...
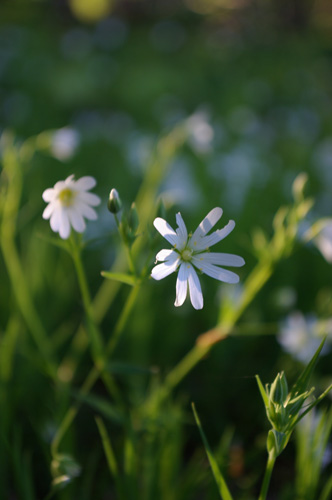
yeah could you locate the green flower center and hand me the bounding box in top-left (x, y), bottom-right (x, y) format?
top-left (181, 248), bottom-right (193, 262)
top-left (58, 188), bottom-right (76, 206)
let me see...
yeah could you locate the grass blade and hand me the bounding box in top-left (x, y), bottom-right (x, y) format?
top-left (191, 403), bottom-right (233, 500)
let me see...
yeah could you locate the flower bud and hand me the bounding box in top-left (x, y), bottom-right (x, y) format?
top-left (269, 372), bottom-right (288, 406)
top-left (51, 453), bottom-right (81, 482)
top-left (108, 188), bottom-right (122, 214)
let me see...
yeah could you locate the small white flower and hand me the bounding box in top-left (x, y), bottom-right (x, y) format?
top-left (314, 221), bottom-right (332, 263)
top-left (278, 312), bottom-right (332, 363)
top-left (51, 127), bottom-right (80, 161)
top-left (42, 175), bottom-right (101, 239)
top-left (151, 207), bottom-right (245, 310)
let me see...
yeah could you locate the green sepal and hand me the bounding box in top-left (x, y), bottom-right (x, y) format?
top-left (267, 429), bottom-right (288, 457)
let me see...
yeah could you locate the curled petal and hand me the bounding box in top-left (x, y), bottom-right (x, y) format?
top-left (188, 265), bottom-right (203, 310)
top-left (175, 263), bottom-right (189, 307)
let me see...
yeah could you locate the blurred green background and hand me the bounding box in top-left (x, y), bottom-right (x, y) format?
top-left (1, 1), bottom-right (332, 499)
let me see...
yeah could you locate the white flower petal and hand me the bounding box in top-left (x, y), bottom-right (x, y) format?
top-left (42, 202), bottom-right (56, 220)
top-left (78, 191), bottom-right (101, 207)
top-left (198, 261), bottom-right (239, 284)
top-left (151, 255), bottom-right (180, 280)
top-left (50, 208), bottom-right (61, 232)
top-left (192, 252), bottom-right (245, 267)
top-left (155, 248), bottom-right (178, 262)
top-left (64, 175), bottom-right (75, 185)
top-left (188, 265), bottom-right (203, 309)
top-left (75, 202), bottom-right (98, 220)
top-left (175, 263), bottom-right (189, 307)
top-left (58, 210), bottom-right (71, 239)
top-left (153, 217), bottom-right (179, 247)
top-left (67, 207), bottom-right (86, 233)
top-left (74, 176), bottom-right (97, 191)
top-left (193, 220), bottom-right (235, 250)
top-left (175, 212), bottom-right (188, 247)
top-left (42, 188), bottom-right (56, 202)
top-left (190, 207), bottom-right (223, 242)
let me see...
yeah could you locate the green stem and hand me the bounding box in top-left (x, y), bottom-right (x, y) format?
top-left (0, 147), bottom-right (56, 377)
top-left (258, 453), bottom-right (276, 500)
top-left (51, 284), bottom-right (141, 457)
top-left (69, 235), bottom-right (104, 363)
top-left (106, 285), bottom-right (140, 357)
top-left (114, 213), bottom-right (136, 276)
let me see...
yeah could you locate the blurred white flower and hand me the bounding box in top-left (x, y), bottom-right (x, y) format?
top-left (278, 311), bottom-right (332, 363)
top-left (51, 127), bottom-right (80, 161)
top-left (42, 175), bottom-right (101, 239)
top-left (314, 221), bottom-right (332, 263)
top-left (187, 111), bottom-right (214, 153)
top-left (151, 207), bottom-right (245, 310)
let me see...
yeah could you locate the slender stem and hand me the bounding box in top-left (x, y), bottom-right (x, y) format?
top-left (69, 235), bottom-right (104, 364)
top-left (0, 147), bottom-right (56, 377)
top-left (51, 283), bottom-right (141, 457)
top-left (114, 213), bottom-right (136, 276)
top-left (106, 285), bottom-right (141, 357)
top-left (51, 365), bottom-right (100, 457)
top-left (258, 453), bottom-right (276, 500)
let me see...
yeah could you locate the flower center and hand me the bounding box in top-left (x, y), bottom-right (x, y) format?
top-left (181, 248), bottom-right (193, 262)
top-left (58, 188), bottom-right (76, 206)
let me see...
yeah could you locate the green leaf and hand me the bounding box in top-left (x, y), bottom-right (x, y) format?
top-left (293, 383), bottom-right (332, 427)
top-left (107, 361), bottom-right (159, 376)
top-left (73, 392), bottom-right (124, 424)
top-left (36, 232), bottom-right (70, 252)
top-left (192, 403), bottom-right (233, 500)
top-left (95, 417), bottom-right (119, 478)
top-left (256, 375), bottom-right (269, 407)
top-left (101, 271), bottom-right (137, 286)
top-left (290, 338), bottom-right (326, 399)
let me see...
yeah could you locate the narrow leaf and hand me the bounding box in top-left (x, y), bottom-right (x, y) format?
top-left (256, 375), bottom-right (269, 407)
top-left (293, 383), bottom-right (332, 427)
top-left (95, 417), bottom-right (119, 477)
top-left (290, 338), bottom-right (326, 398)
top-left (107, 361), bottom-right (159, 376)
top-left (74, 392), bottom-right (124, 424)
top-left (101, 271), bottom-right (137, 286)
top-left (192, 403), bottom-right (233, 500)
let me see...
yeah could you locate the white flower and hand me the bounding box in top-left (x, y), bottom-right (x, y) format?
top-left (51, 127), bottom-right (80, 161)
top-left (42, 175), bottom-right (101, 239)
top-left (278, 312), bottom-right (332, 363)
top-left (314, 221), bottom-right (332, 263)
top-left (151, 207), bottom-right (245, 310)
